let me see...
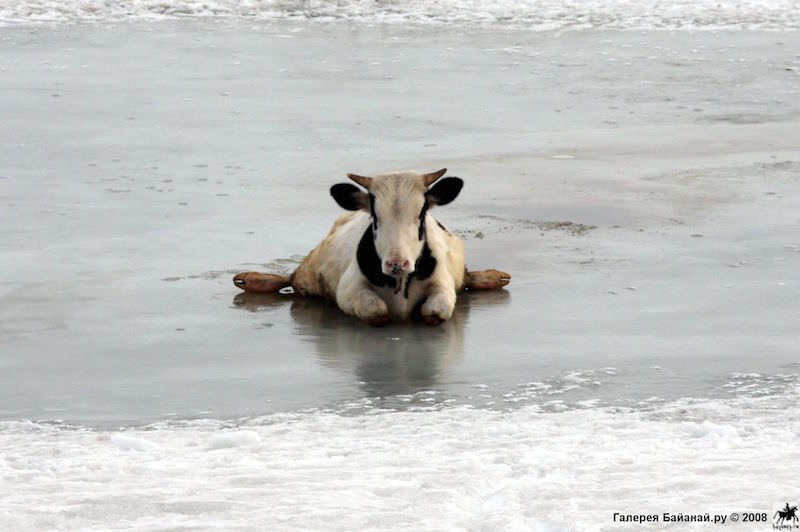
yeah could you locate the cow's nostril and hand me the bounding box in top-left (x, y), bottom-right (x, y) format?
top-left (402, 260), bottom-right (411, 269)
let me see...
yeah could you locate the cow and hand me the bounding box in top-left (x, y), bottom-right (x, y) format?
top-left (233, 168), bottom-right (510, 326)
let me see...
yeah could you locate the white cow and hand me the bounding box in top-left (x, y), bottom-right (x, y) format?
top-left (234, 168), bottom-right (509, 325)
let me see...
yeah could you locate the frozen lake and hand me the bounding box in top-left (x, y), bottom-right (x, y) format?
top-left (1, 18), bottom-right (799, 530)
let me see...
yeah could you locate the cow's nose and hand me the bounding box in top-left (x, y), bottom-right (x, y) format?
top-left (385, 259), bottom-right (412, 275)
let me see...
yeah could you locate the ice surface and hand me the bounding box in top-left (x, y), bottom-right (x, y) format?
top-left (1, 23), bottom-right (798, 425)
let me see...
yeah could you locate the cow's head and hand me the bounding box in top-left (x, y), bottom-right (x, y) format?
top-left (330, 168), bottom-right (463, 277)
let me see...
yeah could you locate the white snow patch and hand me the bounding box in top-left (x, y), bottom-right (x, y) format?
top-left (1, 386), bottom-right (798, 530)
top-left (207, 430), bottom-right (261, 450)
top-left (110, 433), bottom-right (158, 452)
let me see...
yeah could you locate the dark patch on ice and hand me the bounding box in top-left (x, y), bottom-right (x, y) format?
top-left (255, 256), bottom-right (304, 275)
top-left (456, 214), bottom-right (596, 238)
top-left (162, 267), bottom-right (258, 283)
top-left (698, 113), bottom-right (783, 125)
top-left (163, 257), bottom-right (304, 284)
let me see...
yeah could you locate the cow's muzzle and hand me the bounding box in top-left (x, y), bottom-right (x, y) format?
top-left (384, 259), bottom-right (412, 276)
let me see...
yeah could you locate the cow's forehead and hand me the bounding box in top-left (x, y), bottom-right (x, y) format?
top-left (369, 172), bottom-right (427, 199)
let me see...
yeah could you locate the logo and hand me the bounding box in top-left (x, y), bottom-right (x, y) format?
top-left (774, 502), bottom-right (799, 529)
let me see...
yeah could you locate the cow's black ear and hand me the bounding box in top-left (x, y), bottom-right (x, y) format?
top-left (427, 177), bottom-right (463, 206)
top-left (330, 183), bottom-right (368, 211)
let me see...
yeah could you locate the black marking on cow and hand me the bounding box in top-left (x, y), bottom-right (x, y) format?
top-left (413, 241), bottom-right (437, 281)
top-left (436, 220), bottom-right (450, 234)
top-left (410, 298), bottom-right (426, 322)
top-left (357, 226), bottom-right (396, 288)
top-left (400, 229), bottom-right (439, 299)
top-left (368, 193), bottom-right (378, 230)
top-left (418, 201), bottom-right (429, 240)
top-left (403, 272), bottom-right (413, 298)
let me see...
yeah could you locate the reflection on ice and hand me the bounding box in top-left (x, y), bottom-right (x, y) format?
top-left (232, 291), bottom-right (511, 401)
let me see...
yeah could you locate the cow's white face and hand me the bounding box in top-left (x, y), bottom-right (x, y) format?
top-left (369, 174), bottom-right (428, 276)
top-left (331, 169), bottom-right (463, 278)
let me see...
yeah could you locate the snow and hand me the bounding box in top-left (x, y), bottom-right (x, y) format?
top-left (1, 0), bottom-right (799, 29)
top-left (207, 430), bottom-right (261, 450)
top-left (110, 433), bottom-right (159, 452)
top-left (1, 388), bottom-right (797, 530)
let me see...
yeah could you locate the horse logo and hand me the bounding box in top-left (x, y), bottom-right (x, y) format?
top-left (774, 503), bottom-right (799, 527)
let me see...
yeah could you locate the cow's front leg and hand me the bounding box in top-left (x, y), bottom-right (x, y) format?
top-left (337, 271), bottom-right (389, 326)
top-left (351, 287), bottom-right (390, 326)
top-left (420, 283), bottom-right (457, 326)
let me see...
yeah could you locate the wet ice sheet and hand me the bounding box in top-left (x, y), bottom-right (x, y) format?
top-left (0, 23), bottom-right (799, 426)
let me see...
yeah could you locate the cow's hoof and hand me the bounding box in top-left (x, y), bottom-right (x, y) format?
top-left (423, 314), bottom-right (444, 326)
top-left (363, 314), bottom-right (389, 327)
top-left (465, 269), bottom-right (511, 291)
top-left (233, 272), bottom-right (291, 293)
